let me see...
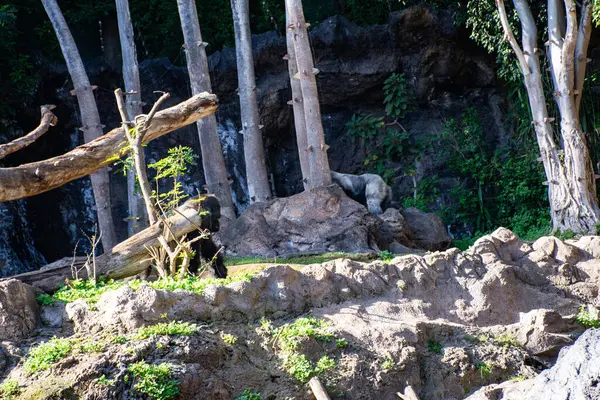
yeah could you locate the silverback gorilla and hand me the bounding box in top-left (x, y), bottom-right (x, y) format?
top-left (186, 195), bottom-right (228, 278)
top-left (331, 171), bottom-right (392, 215)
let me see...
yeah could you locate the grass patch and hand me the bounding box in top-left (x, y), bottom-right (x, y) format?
top-left (494, 334), bottom-right (518, 348)
top-left (24, 337), bottom-right (73, 374)
top-left (221, 333), bottom-right (238, 345)
top-left (95, 375), bottom-right (116, 386)
top-left (427, 339), bottom-right (443, 354)
top-left (135, 321), bottom-right (201, 340)
top-left (0, 380), bottom-right (20, 398)
top-left (379, 250), bottom-right (394, 262)
top-left (576, 305), bottom-right (600, 328)
top-left (225, 252), bottom-right (375, 266)
top-left (381, 355), bottom-right (394, 371)
top-left (476, 362), bottom-right (493, 378)
top-left (235, 389), bottom-right (263, 400)
top-left (129, 362), bottom-right (180, 400)
top-left (272, 317), bottom-right (340, 383)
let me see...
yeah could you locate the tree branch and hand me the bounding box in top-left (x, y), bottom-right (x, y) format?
top-left (574, 0), bottom-right (592, 114)
top-left (561, 0), bottom-right (578, 96)
top-left (0, 93), bottom-right (218, 202)
top-left (496, 0), bottom-right (530, 75)
top-left (0, 105), bottom-right (58, 160)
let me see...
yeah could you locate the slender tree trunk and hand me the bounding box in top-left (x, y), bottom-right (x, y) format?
top-left (230, 0), bottom-right (272, 203)
top-left (285, 0), bottom-right (332, 188)
top-left (176, 0), bottom-right (236, 220)
top-left (497, 0), bottom-right (600, 234)
top-left (285, 1), bottom-right (310, 190)
top-left (41, 0), bottom-right (117, 251)
top-left (115, 0), bottom-right (148, 236)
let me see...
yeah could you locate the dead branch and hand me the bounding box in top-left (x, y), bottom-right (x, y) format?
top-left (0, 105), bottom-right (58, 160)
top-left (496, 0), bottom-right (530, 75)
top-left (0, 93), bottom-right (217, 202)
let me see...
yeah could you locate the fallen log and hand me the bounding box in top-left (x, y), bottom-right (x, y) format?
top-left (0, 93), bottom-right (217, 202)
top-left (0, 105), bottom-right (58, 160)
top-left (4, 196), bottom-right (212, 293)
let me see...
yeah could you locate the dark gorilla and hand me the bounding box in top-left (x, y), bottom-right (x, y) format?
top-left (186, 195), bottom-right (228, 278)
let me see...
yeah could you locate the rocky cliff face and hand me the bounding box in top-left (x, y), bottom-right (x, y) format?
top-left (0, 7), bottom-right (500, 276)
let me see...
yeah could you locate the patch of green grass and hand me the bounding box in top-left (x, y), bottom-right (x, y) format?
top-left (52, 278), bottom-right (124, 304)
top-left (24, 337), bottom-right (73, 374)
top-left (554, 229), bottom-right (577, 241)
top-left (77, 340), bottom-right (105, 354)
top-left (427, 339), bottom-right (443, 354)
top-left (494, 334), bottom-right (518, 348)
top-left (135, 321), bottom-right (201, 340)
top-left (336, 338), bottom-right (348, 349)
top-left (381, 356), bottom-right (394, 371)
top-left (0, 380), bottom-right (20, 398)
top-left (129, 361), bottom-right (180, 400)
top-left (379, 250), bottom-right (394, 262)
top-left (576, 305), bottom-right (600, 328)
top-left (224, 252), bottom-right (375, 266)
top-left (508, 374), bottom-right (527, 382)
top-left (111, 335), bottom-right (128, 344)
top-left (221, 333), bottom-right (238, 345)
top-left (235, 389), bottom-right (263, 400)
top-left (129, 274), bottom-right (254, 295)
top-left (476, 362), bottom-right (493, 378)
top-left (273, 317), bottom-right (340, 383)
top-left (36, 293), bottom-right (56, 306)
top-left (95, 375), bottom-right (116, 386)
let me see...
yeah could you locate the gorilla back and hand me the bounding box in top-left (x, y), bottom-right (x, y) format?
top-left (186, 195), bottom-right (228, 278)
top-left (331, 171), bottom-right (392, 215)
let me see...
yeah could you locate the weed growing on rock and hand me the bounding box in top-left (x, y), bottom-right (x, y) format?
top-left (494, 334), bottom-right (519, 348)
top-left (335, 338), bottom-right (349, 349)
top-left (576, 305), bottom-right (600, 328)
top-left (77, 340), bottom-right (105, 354)
top-left (427, 339), bottom-right (443, 354)
top-left (135, 321), bottom-right (201, 339)
top-left (129, 361), bottom-right (180, 400)
top-left (36, 293), bottom-right (55, 306)
top-left (476, 362), bottom-right (493, 378)
top-left (221, 333), bottom-right (238, 345)
top-left (508, 375), bottom-right (527, 382)
top-left (111, 335), bottom-right (128, 344)
top-left (235, 389), bottom-right (263, 400)
top-left (95, 375), bottom-right (116, 386)
top-left (381, 356), bottom-right (395, 371)
top-left (0, 380), bottom-right (20, 398)
top-left (49, 278), bottom-right (124, 304)
top-left (24, 337), bottom-right (73, 373)
top-left (379, 250), bottom-right (394, 262)
top-left (129, 273), bottom-right (254, 295)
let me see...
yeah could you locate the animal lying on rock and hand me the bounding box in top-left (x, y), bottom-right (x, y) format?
top-left (186, 195), bottom-right (228, 278)
top-left (331, 171), bottom-right (392, 215)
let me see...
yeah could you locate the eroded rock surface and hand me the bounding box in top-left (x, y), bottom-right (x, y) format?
top-left (0, 279), bottom-right (39, 341)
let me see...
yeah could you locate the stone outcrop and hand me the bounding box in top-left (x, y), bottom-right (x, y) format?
top-left (401, 207), bottom-right (452, 251)
top-left (0, 279), bottom-right (39, 341)
top-left (216, 185), bottom-right (382, 257)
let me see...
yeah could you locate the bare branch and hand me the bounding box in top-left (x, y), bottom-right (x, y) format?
top-left (561, 0), bottom-right (578, 94)
top-left (496, 0), bottom-right (530, 75)
top-left (574, 0), bottom-right (592, 114)
top-left (0, 93), bottom-right (217, 202)
top-left (0, 105), bottom-right (57, 160)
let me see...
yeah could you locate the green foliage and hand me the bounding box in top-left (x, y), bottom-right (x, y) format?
top-left (36, 293), bottom-right (56, 306)
top-left (379, 250), bottom-right (394, 262)
top-left (554, 229), bottom-right (576, 241)
top-left (129, 273), bottom-right (254, 295)
top-left (224, 252), bottom-right (375, 266)
top-left (475, 362), bottom-right (493, 378)
top-left (427, 339), bottom-right (443, 354)
top-left (95, 375), bottom-right (116, 387)
top-left (0, 380), bottom-right (20, 399)
top-left (135, 321), bottom-right (201, 340)
top-left (494, 334), bottom-right (518, 348)
top-left (51, 278), bottom-right (124, 304)
top-left (576, 305), bottom-right (600, 329)
top-left (77, 340), bottom-right (105, 354)
top-left (381, 356), bottom-right (395, 371)
top-left (221, 333), bottom-right (238, 345)
top-left (129, 362), bottom-right (180, 400)
top-left (402, 176), bottom-right (441, 212)
top-left (335, 338), bottom-right (349, 348)
top-left (24, 337), bottom-right (73, 374)
top-left (235, 389), bottom-right (263, 400)
top-left (383, 73), bottom-right (416, 119)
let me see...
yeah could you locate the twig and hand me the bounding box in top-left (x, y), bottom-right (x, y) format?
top-left (0, 105), bottom-right (58, 160)
top-left (496, 0), bottom-right (531, 75)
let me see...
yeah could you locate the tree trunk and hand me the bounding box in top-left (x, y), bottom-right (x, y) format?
top-left (0, 93), bottom-right (218, 202)
top-left (115, 0), bottom-right (149, 236)
top-left (497, 0), bottom-right (600, 234)
top-left (230, 0), bottom-right (272, 203)
top-left (4, 196), bottom-right (211, 293)
top-left (285, 1), bottom-right (310, 190)
top-left (285, 0), bottom-right (332, 189)
top-left (176, 0), bottom-right (236, 220)
top-left (42, 0), bottom-right (117, 251)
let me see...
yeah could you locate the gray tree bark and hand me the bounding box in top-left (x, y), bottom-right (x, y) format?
top-left (497, 0), bottom-right (600, 234)
top-left (231, 0), bottom-right (272, 203)
top-left (0, 93), bottom-right (218, 202)
top-left (115, 0), bottom-right (149, 236)
top-left (285, 1), bottom-right (310, 190)
top-left (42, 0), bottom-right (117, 251)
top-left (285, 0), bottom-right (332, 188)
top-left (176, 0), bottom-right (236, 220)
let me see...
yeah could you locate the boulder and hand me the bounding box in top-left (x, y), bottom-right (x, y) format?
top-left (218, 185), bottom-right (382, 257)
top-left (516, 309), bottom-right (581, 357)
top-left (0, 279), bottom-right (39, 341)
top-left (467, 328), bottom-right (600, 400)
top-left (377, 208), bottom-right (417, 251)
top-left (401, 207), bottom-right (452, 251)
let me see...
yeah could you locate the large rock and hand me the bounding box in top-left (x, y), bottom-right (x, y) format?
top-left (0, 279), bottom-right (39, 341)
top-left (217, 185), bottom-right (382, 257)
top-left (401, 207), bottom-right (452, 251)
top-left (467, 328), bottom-right (600, 400)
top-left (377, 208), bottom-right (417, 251)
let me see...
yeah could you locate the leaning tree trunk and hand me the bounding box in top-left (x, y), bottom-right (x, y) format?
top-left (497, 0), bottom-right (600, 233)
top-left (285, 0), bottom-right (310, 190)
top-left (230, 0), bottom-right (272, 203)
top-left (285, 0), bottom-right (332, 189)
top-left (176, 0), bottom-right (236, 220)
top-left (42, 0), bottom-right (117, 251)
top-left (115, 0), bottom-right (148, 236)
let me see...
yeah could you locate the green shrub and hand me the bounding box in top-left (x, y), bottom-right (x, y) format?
top-left (0, 380), bottom-right (20, 398)
top-left (24, 337), bottom-right (73, 373)
top-left (577, 305), bottom-right (600, 329)
top-left (235, 389), bottom-right (263, 400)
top-left (383, 73), bottom-right (416, 119)
top-left (427, 339), bottom-right (443, 355)
top-left (129, 362), bottom-right (180, 400)
top-left (135, 321), bottom-right (201, 340)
